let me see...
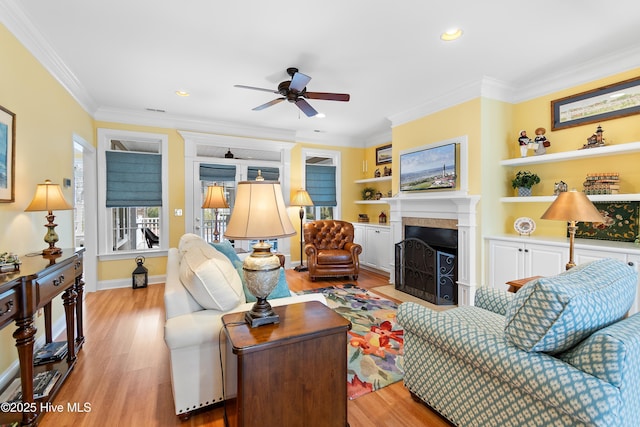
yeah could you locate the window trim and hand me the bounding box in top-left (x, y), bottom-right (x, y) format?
top-left (301, 148), bottom-right (341, 220)
top-left (97, 128), bottom-right (169, 260)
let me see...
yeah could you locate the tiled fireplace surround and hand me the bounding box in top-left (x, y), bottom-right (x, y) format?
top-left (387, 193), bottom-right (480, 306)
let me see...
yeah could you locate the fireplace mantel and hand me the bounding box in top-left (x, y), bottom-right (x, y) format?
top-left (386, 193), bottom-right (480, 306)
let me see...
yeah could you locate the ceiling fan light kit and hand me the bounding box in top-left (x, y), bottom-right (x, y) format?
top-left (235, 67), bottom-right (350, 117)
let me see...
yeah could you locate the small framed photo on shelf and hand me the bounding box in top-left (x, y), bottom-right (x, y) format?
top-left (551, 76), bottom-right (640, 130)
top-left (376, 144), bottom-right (392, 165)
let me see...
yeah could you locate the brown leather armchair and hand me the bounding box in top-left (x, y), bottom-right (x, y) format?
top-left (303, 220), bottom-right (362, 281)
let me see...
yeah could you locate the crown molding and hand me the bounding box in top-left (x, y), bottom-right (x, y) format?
top-left (0, 0), bottom-right (98, 114)
top-left (94, 107), bottom-right (298, 142)
top-left (387, 79), bottom-right (487, 128)
top-left (512, 44), bottom-right (640, 103)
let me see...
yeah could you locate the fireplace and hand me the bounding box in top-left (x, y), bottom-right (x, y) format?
top-left (395, 226), bottom-right (458, 305)
top-left (386, 193), bottom-right (480, 306)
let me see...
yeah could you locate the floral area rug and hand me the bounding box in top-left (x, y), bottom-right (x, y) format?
top-left (299, 284), bottom-right (404, 399)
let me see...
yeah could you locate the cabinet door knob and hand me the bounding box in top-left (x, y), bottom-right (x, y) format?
top-left (53, 275), bottom-right (65, 286)
top-left (628, 261), bottom-right (635, 267)
top-left (524, 249), bottom-right (529, 253)
top-left (518, 248), bottom-right (523, 252)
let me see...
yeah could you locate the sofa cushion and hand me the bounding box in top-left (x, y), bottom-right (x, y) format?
top-left (178, 237), bottom-right (244, 311)
top-left (504, 258), bottom-right (637, 354)
top-left (557, 313), bottom-right (640, 386)
top-left (317, 249), bottom-right (352, 265)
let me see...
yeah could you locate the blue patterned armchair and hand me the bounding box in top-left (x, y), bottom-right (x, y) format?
top-left (398, 258), bottom-right (639, 427)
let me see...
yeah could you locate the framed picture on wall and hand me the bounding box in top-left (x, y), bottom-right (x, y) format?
top-left (0, 105), bottom-right (16, 203)
top-left (574, 201), bottom-right (639, 242)
top-left (376, 144), bottom-right (392, 165)
top-left (551, 76), bottom-right (640, 130)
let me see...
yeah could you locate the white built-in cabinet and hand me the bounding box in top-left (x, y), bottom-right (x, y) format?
top-left (353, 223), bottom-right (391, 273)
top-left (488, 238), bottom-right (566, 290)
top-left (486, 235), bottom-right (640, 315)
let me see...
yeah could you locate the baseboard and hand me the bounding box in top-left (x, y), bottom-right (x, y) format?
top-left (97, 274), bottom-right (165, 291)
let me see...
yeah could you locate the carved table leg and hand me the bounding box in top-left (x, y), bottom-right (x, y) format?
top-left (62, 287), bottom-right (78, 362)
top-left (75, 279), bottom-right (85, 346)
top-left (13, 316), bottom-right (37, 427)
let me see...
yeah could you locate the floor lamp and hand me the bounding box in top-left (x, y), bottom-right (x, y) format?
top-left (202, 184), bottom-right (228, 243)
top-left (541, 190), bottom-right (604, 270)
top-left (291, 189), bottom-right (314, 272)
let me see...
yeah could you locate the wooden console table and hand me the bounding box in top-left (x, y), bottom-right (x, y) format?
top-left (0, 248), bottom-right (85, 426)
top-left (223, 301), bottom-right (351, 427)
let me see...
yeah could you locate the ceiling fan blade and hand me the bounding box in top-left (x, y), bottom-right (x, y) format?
top-left (304, 92), bottom-right (350, 102)
top-left (252, 98), bottom-right (285, 111)
top-left (295, 98), bottom-right (318, 117)
top-left (234, 84), bottom-right (278, 94)
top-left (289, 72), bottom-right (312, 93)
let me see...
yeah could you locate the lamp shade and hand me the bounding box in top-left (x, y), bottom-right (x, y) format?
top-left (201, 185), bottom-right (229, 209)
top-left (540, 190), bottom-right (603, 223)
top-left (225, 181), bottom-right (296, 240)
top-left (25, 180), bottom-right (72, 212)
top-left (291, 189), bottom-right (314, 207)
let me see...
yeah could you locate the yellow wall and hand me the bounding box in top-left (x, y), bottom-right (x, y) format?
top-left (0, 25), bottom-right (94, 374)
top-left (289, 141), bottom-right (366, 263)
top-left (506, 68), bottom-right (640, 237)
top-left (392, 99), bottom-right (483, 195)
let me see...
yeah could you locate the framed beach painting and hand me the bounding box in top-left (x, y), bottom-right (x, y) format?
top-left (375, 144), bottom-right (392, 165)
top-left (0, 105), bottom-right (15, 203)
top-left (551, 76), bottom-right (640, 130)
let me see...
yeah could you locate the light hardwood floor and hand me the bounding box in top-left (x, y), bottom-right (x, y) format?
top-left (38, 268), bottom-right (452, 427)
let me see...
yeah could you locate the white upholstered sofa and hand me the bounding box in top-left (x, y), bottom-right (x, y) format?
top-left (163, 234), bottom-right (326, 418)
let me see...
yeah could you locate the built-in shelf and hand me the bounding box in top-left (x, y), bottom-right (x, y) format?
top-left (354, 200), bottom-right (389, 204)
top-left (501, 193), bottom-right (640, 203)
top-left (500, 141), bottom-right (640, 166)
top-left (354, 176), bottom-right (392, 184)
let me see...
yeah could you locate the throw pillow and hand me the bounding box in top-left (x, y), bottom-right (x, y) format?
top-left (210, 240), bottom-right (242, 265)
top-left (179, 237), bottom-right (245, 311)
top-left (504, 258), bottom-right (637, 354)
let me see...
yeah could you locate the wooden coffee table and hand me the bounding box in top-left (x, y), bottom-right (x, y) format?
top-left (506, 275), bottom-right (543, 293)
top-left (223, 301), bottom-right (351, 427)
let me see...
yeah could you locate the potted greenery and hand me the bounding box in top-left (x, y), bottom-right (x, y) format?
top-left (511, 170), bottom-right (540, 196)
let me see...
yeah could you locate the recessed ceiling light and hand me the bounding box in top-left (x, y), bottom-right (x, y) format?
top-left (175, 90), bottom-right (190, 97)
top-left (441, 28), bottom-right (463, 41)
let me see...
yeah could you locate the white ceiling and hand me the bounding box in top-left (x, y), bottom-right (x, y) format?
top-left (3, 0), bottom-right (640, 145)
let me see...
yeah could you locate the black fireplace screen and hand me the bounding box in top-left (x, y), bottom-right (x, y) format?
top-left (395, 238), bottom-right (457, 305)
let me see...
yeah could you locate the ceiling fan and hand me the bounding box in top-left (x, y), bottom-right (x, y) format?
top-left (234, 67), bottom-right (350, 117)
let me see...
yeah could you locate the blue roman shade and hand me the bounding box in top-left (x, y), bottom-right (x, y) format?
top-left (306, 164), bottom-right (337, 206)
top-left (199, 164), bottom-right (236, 182)
top-left (248, 166), bottom-right (279, 181)
top-left (106, 151), bottom-right (162, 207)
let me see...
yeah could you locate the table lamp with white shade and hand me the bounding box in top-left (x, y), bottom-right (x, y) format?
top-left (25, 179), bottom-right (73, 256)
top-left (224, 180), bottom-right (296, 327)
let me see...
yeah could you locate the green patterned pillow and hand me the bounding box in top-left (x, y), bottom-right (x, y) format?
top-left (504, 258), bottom-right (637, 354)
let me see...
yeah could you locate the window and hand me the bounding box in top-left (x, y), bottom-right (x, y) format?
top-left (303, 149), bottom-right (340, 221)
top-left (97, 129), bottom-right (168, 257)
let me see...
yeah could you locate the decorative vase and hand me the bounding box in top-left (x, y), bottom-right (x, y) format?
top-left (518, 187), bottom-right (532, 197)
